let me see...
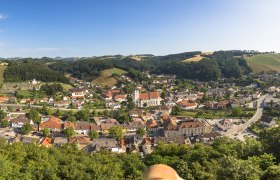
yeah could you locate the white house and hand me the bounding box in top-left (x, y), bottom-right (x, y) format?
top-left (10, 115), bottom-right (34, 128)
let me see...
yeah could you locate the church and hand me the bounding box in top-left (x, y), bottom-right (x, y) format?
top-left (133, 90), bottom-right (161, 107)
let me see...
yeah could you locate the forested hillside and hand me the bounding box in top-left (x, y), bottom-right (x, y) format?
top-left (49, 50), bottom-right (252, 82)
top-left (0, 126), bottom-right (280, 179)
top-left (4, 61), bottom-right (69, 83)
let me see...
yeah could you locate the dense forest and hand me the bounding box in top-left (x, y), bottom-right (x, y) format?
top-left (4, 60), bottom-right (69, 83)
top-left (48, 51), bottom-right (252, 81)
top-left (0, 127), bottom-right (279, 179)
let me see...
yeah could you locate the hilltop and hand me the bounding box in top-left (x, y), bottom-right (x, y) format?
top-left (246, 54), bottom-right (280, 72)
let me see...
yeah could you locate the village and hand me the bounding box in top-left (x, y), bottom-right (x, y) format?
top-left (0, 72), bottom-right (279, 155)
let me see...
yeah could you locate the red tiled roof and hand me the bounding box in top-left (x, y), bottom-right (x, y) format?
top-left (179, 121), bottom-right (205, 129)
top-left (177, 100), bottom-right (197, 107)
top-left (139, 92), bottom-right (160, 100)
top-left (41, 137), bottom-right (53, 146)
top-left (114, 94), bottom-right (126, 99)
top-left (40, 116), bottom-right (62, 129)
top-left (69, 136), bottom-right (90, 144)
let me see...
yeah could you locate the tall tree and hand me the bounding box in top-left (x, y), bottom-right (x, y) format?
top-left (109, 126), bottom-right (123, 140)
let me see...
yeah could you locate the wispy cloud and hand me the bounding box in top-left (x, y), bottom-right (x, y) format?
top-left (0, 42), bottom-right (10, 50)
top-left (17, 48), bottom-right (59, 52)
top-left (0, 14), bottom-right (7, 20)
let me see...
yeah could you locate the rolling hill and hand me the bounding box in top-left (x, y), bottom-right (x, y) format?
top-left (92, 68), bottom-right (127, 87)
top-left (246, 54), bottom-right (280, 72)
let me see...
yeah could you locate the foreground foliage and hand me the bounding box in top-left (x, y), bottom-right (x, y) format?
top-left (0, 127), bottom-right (280, 179)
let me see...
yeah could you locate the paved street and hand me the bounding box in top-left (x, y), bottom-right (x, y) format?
top-left (225, 94), bottom-right (267, 140)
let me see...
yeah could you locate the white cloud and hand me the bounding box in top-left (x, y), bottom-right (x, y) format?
top-left (0, 14), bottom-right (7, 20)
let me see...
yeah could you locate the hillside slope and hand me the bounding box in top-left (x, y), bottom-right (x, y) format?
top-left (92, 68), bottom-right (127, 87)
top-left (246, 54), bottom-right (280, 72)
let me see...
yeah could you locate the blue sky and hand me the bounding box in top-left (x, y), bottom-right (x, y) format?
top-left (0, 0), bottom-right (280, 57)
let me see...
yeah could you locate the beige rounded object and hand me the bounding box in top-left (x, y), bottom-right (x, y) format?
top-left (143, 164), bottom-right (183, 180)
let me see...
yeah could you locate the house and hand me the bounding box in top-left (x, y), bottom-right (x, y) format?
top-left (204, 101), bottom-right (229, 110)
top-left (260, 116), bottom-right (276, 127)
top-left (53, 101), bottom-right (70, 108)
top-left (174, 91), bottom-right (189, 99)
top-left (114, 94), bottom-right (127, 102)
top-left (101, 91), bottom-right (113, 101)
top-left (90, 124), bottom-right (102, 133)
top-left (195, 132), bottom-right (222, 143)
top-left (70, 88), bottom-right (88, 99)
top-left (264, 97), bottom-right (280, 108)
top-left (74, 121), bottom-right (92, 134)
top-left (10, 115), bottom-right (34, 129)
top-left (69, 136), bottom-right (91, 149)
top-left (53, 137), bottom-right (68, 147)
top-left (216, 119), bottom-right (233, 131)
top-left (100, 123), bottom-right (116, 134)
top-left (39, 116), bottom-right (63, 132)
top-left (106, 102), bottom-right (121, 109)
top-left (154, 105), bottom-right (172, 114)
top-left (179, 120), bottom-right (212, 137)
top-left (206, 88), bottom-right (226, 98)
top-left (129, 109), bottom-right (143, 118)
top-left (85, 138), bottom-right (123, 153)
top-left (21, 136), bottom-right (40, 144)
top-left (142, 137), bottom-right (153, 154)
top-left (40, 137), bottom-right (53, 147)
top-left (0, 96), bottom-right (9, 103)
top-left (133, 90), bottom-right (161, 107)
top-left (163, 117), bottom-right (180, 137)
top-left (177, 100), bottom-right (197, 110)
top-left (125, 134), bottom-right (143, 152)
top-left (127, 119), bottom-right (146, 133)
top-left (145, 119), bottom-right (162, 132)
top-left (165, 100), bottom-right (176, 106)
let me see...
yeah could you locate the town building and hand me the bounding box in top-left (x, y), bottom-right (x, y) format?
top-left (133, 90), bottom-right (161, 107)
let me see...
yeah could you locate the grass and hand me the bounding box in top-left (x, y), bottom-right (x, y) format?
top-left (92, 68), bottom-right (127, 87)
top-left (0, 65), bottom-right (7, 87)
top-left (17, 90), bottom-right (33, 98)
top-left (183, 55), bottom-right (205, 62)
top-left (60, 83), bottom-right (73, 90)
top-left (178, 109), bottom-right (256, 119)
top-left (246, 54), bottom-right (280, 72)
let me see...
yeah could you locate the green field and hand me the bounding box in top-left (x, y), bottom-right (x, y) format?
top-left (0, 65), bottom-right (7, 87)
top-left (17, 90), bottom-right (33, 98)
top-left (92, 68), bottom-right (127, 87)
top-left (246, 54), bottom-right (280, 72)
top-left (178, 109), bottom-right (255, 119)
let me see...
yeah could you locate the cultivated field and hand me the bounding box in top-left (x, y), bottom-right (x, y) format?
top-left (246, 54), bottom-right (280, 72)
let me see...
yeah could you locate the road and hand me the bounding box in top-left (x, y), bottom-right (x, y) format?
top-left (0, 103), bottom-right (107, 112)
top-left (225, 94), bottom-right (267, 138)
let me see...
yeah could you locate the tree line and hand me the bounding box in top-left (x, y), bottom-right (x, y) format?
top-left (4, 60), bottom-right (69, 83)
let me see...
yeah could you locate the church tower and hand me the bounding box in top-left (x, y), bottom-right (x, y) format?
top-left (133, 89), bottom-right (140, 107)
